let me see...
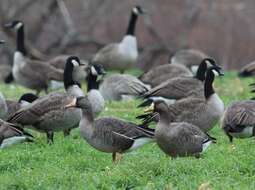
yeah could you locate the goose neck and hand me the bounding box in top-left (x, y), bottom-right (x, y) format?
top-left (204, 69), bottom-right (215, 99)
top-left (64, 63), bottom-right (81, 90)
top-left (16, 26), bottom-right (27, 55)
top-left (126, 11), bottom-right (138, 36)
top-left (195, 62), bottom-right (207, 81)
top-left (87, 74), bottom-right (99, 91)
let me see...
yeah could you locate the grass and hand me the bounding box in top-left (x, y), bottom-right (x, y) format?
top-left (0, 71), bottom-right (255, 190)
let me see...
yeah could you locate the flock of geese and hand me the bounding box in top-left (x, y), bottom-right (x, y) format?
top-left (1, 5), bottom-right (255, 162)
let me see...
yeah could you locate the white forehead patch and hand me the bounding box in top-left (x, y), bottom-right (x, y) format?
top-left (15, 22), bottom-right (23, 30)
top-left (91, 66), bottom-right (98, 76)
top-left (71, 60), bottom-right (79, 67)
top-left (132, 7), bottom-right (139, 14)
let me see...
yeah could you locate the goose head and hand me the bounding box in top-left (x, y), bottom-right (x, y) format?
top-left (64, 56), bottom-right (83, 90)
top-left (132, 5), bottom-right (146, 15)
top-left (4, 20), bottom-right (24, 30)
top-left (18, 93), bottom-right (38, 104)
top-left (90, 64), bottom-right (106, 76)
top-left (87, 64), bottom-right (106, 91)
top-left (195, 58), bottom-right (219, 81)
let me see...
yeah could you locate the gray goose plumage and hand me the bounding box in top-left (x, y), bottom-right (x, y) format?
top-left (142, 100), bottom-right (215, 158)
top-left (221, 100), bottom-right (255, 142)
top-left (5, 20), bottom-right (63, 95)
top-left (141, 58), bottom-right (220, 104)
top-left (91, 6), bottom-right (145, 73)
top-left (139, 61), bottom-right (192, 87)
top-left (65, 96), bottom-right (154, 162)
top-left (171, 49), bottom-right (209, 74)
top-left (139, 66), bottom-right (225, 132)
top-left (6, 93), bottom-right (38, 118)
top-left (238, 60), bottom-right (255, 77)
top-left (0, 119), bottom-right (33, 149)
top-left (7, 56), bottom-right (85, 143)
top-left (99, 74), bottom-right (150, 101)
top-left (0, 92), bottom-right (7, 119)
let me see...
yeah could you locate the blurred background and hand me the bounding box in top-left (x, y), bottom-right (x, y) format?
top-left (0, 0), bottom-right (255, 78)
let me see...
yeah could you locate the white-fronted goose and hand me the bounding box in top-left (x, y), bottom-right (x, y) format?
top-left (91, 6), bottom-right (145, 72)
top-left (99, 74), bottom-right (150, 101)
top-left (65, 96), bottom-right (154, 162)
top-left (0, 119), bottom-right (33, 149)
top-left (142, 100), bottom-right (215, 158)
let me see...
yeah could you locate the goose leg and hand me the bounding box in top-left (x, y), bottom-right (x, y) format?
top-left (112, 152), bottom-right (122, 163)
top-left (46, 131), bottom-right (54, 144)
top-left (63, 129), bottom-right (71, 137)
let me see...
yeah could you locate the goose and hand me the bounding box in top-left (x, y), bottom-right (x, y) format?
top-left (141, 100), bottom-right (215, 158)
top-left (8, 56), bottom-right (106, 143)
top-left (91, 5), bottom-right (145, 72)
top-left (171, 49), bottom-right (209, 74)
top-left (6, 93), bottom-right (38, 118)
top-left (7, 56), bottom-right (85, 143)
top-left (0, 119), bottom-right (33, 149)
top-left (138, 60), bottom-right (192, 87)
top-left (0, 40), bottom-right (12, 83)
top-left (141, 58), bottom-right (220, 104)
top-left (5, 20), bottom-right (64, 94)
top-left (99, 73), bottom-right (150, 101)
top-left (138, 66), bottom-right (225, 132)
top-left (64, 96), bottom-right (154, 162)
top-left (221, 100), bottom-right (255, 142)
top-left (238, 60), bottom-right (255, 77)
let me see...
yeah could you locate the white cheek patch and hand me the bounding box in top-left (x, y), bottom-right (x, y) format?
top-left (205, 60), bottom-right (212, 66)
top-left (72, 60), bottom-right (79, 67)
top-left (132, 7), bottom-right (139, 14)
top-left (15, 22), bottom-right (23, 30)
top-left (91, 66), bottom-right (98, 76)
top-left (212, 70), bottom-right (219, 76)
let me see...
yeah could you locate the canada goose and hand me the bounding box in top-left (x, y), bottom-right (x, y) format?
top-left (138, 61), bottom-right (192, 87)
top-left (99, 74), bottom-right (150, 101)
top-left (142, 100), bottom-right (215, 158)
top-left (6, 93), bottom-right (38, 118)
top-left (171, 49), bottom-right (209, 74)
top-left (5, 20), bottom-right (64, 94)
top-left (221, 100), bottom-right (255, 142)
top-left (91, 5), bottom-right (145, 72)
top-left (238, 60), bottom-right (255, 77)
top-left (141, 58), bottom-right (219, 104)
top-left (7, 56), bottom-right (85, 143)
top-left (64, 96), bottom-right (154, 162)
top-left (0, 119), bottom-right (33, 149)
top-left (138, 66), bottom-right (225, 132)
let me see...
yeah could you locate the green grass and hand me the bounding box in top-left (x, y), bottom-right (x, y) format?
top-left (0, 71), bottom-right (255, 190)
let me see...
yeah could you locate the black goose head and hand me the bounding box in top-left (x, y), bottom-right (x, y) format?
top-left (204, 66), bottom-right (224, 99)
top-left (64, 56), bottom-right (82, 90)
top-left (195, 58), bottom-right (218, 81)
top-left (18, 93), bottom-right (38, 103)
top-left (4, 20), bottom-right (26, 55)
top-left (0, 40), bottom-right (5, 44)
top-left (87, 64), bottom-right (106, 91)
top-left (126, 5), bottom-right (146, 36)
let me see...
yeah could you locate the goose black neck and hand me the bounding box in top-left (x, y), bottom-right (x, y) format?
top-left (87, 74), bottom-right (99, 91)
top-left (64, 63), bottom-right (81, 90)
top-left (195, 61), bottom-right (207, 81)
top-left (126, 12), bottom-right (138, 36)
top-left (16, 26), bottom-right (27, 55)
top-left (204, 69), bottom-right (215, 99)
